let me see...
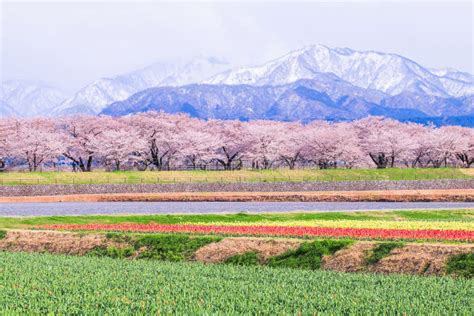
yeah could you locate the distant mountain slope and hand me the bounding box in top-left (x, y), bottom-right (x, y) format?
top-left (101, 76), bottom-right (473, 125)
top-left (205, 45), bottom-right (473, 98)
top-left (430, 68), bottom-right (474, 83)
top-left (54, 56), bottom-right (230, 115)
top-left (400, 115), bottom-right (474, 127)
top-left (0, 80), bottom-right (68, 117)
top-left (0, 100), bottom-right (18, 117)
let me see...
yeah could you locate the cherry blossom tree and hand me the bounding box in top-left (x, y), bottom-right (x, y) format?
top-left (9, 118), bottom-right (62, 171)
top-left (90, 125), bottom-right (147, 171)
top-left (447, 126), bottom-right (474, 168)
top-left (0, 112), bottom-right (472, 171)
top-left (207, 119), bottom-right (253, 170)
top-left (127, 112), bottom-right (184, 170)
top-left (58, 116), bottom-right (113, 172)
top-left (301, 122), bottom-right (365, 169)
top-left (355, 117), bottom-right (413, 168)
top-left (0, 118), bottom-right (16, 171)
top-left (332, 122), bottom-right (366, 168)
top-left (275, 122), bottom-right (305, 169)
top-left (178, 122), bottom-right (217, 170)
top-left (246, 120), bottom-right (284, 169)
top-left (417, 127), bottom-right (456, 168)
top-left (397, 123), bottom-right (431, 168)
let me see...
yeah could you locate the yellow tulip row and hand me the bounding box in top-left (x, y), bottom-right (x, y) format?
top-left (184, 220), bottom-right (474, 231)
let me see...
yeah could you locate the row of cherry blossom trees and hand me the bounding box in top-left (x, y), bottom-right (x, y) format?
top-left (0, 112), bottom-right (472, 171)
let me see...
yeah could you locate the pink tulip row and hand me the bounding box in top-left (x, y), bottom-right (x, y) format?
top-left (40, 223), bottom-right (474, 241)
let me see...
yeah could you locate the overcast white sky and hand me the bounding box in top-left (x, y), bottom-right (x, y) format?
top-left (1, 0), bottom-right (473, 92)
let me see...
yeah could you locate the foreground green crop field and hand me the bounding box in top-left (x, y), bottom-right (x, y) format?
top-left (0, 252), bottom-right (472, 314)
top-left (0, 168), bottom-right (471, 185)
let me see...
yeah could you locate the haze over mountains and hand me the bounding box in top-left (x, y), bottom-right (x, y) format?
top-left (2, 45), bottom-right (473, 126)
top-left (52, 56), bottom-right (230, 116)
top-left (0, 81), bottom-right (68, 117)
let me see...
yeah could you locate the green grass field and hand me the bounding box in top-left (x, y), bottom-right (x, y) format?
top-left (1, 209), bottom-right (472, 229)
top-left (0, 168), bottom-right (471, 185)
top-left (0, 251), bottom-right (472, 314)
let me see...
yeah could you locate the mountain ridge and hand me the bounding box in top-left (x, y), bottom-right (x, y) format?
top-left (101, 76), bottom-right (473, 126)
top-left (52, 56), bottom-right (231, 115)
top-left (0, 80), bottom-right (68, 117)
top-left (205, 44), bottom-right (473, 98)
top-left (1, 45), bottom-right (473, 125)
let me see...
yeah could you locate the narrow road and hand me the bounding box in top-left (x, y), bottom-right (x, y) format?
top-left (0, 202), bottom-right (472, 217)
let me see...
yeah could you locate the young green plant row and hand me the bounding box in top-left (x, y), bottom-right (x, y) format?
top-left (1, 251), bottom-right (472, 315)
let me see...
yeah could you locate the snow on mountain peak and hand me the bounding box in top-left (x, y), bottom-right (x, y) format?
top-left (205, 45), bottom-right (473, 98)
top-left (54, 56), bottom-right (231, 115)
top-left (0, 80), bottom-right (68, 117)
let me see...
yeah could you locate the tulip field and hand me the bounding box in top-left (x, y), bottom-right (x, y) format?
top-left (2, 208), bottom-right (473, 242)
top-left (42, 222), bottom-right (474, 241)
top-left (1, 251), bottom-right (473, 314)
top-left (40, 210), bottom-right (474, 242)
top-left (187, 219), bottom-right (474, 230)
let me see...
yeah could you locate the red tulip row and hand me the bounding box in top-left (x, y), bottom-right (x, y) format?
top-left (40, 223), bottom-right (474, 241)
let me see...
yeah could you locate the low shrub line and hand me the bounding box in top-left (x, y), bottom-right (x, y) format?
top-left (90, 234), bottom-right (353, 270)
top-left (365, 242), bottom-right (405, 265)
top-left (90, 233), bottom-right (221, 261)
top-left (223, 239), bottom-right (352, 269)
top-left (446, 253), bottom-right (474, 278)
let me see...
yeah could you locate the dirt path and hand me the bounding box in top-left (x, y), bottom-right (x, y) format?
top-left (2, 201), bottom-right (473, 217)
top-left (1, 189), bottom-right (473, 203)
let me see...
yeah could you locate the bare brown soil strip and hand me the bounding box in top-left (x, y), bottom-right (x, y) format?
top-left (1, 189), bottom-right (473, 203)
top-left (0, 230), bottom-right (133, 255)
top-left (0, 230), bottom-right (106, 255)
top-left (322, 242), bottom-right (376, 272)
top-left (322, 242), bottom-right (474, 276)
top-left (370, 244), bottom-right (474, 275)
top-left (193, 237), bottom-right (302, 263)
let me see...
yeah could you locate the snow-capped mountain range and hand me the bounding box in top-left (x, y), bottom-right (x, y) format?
top-left (102, 77), bottom-right (473, 123)
top-left (205, 45), bottom-right (473, 97)
top-left (1, 45), bottom-right (473, 125)
top-left (51, 56), bottom-right (230, 115)
top-left (0, 80), bottom-right (68, 117)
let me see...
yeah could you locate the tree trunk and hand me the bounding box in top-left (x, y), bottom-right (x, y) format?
top-left (86, 156), bottom-right (93, 171)
top-left (216, 147), bottom-right (240, 170)
top-left (369, 153), bottom-right (389, 169)
top-left (280, 153), bottom-right (300, 170)
top-left (456, 152), bottom-right (473, 168)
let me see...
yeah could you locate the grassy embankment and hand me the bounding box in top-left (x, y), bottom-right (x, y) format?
top-left (0, 168), bottom-right (472, 185)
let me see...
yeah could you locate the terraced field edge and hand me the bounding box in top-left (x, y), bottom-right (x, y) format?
top-left (1, 230), bottom-right (472, 277)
